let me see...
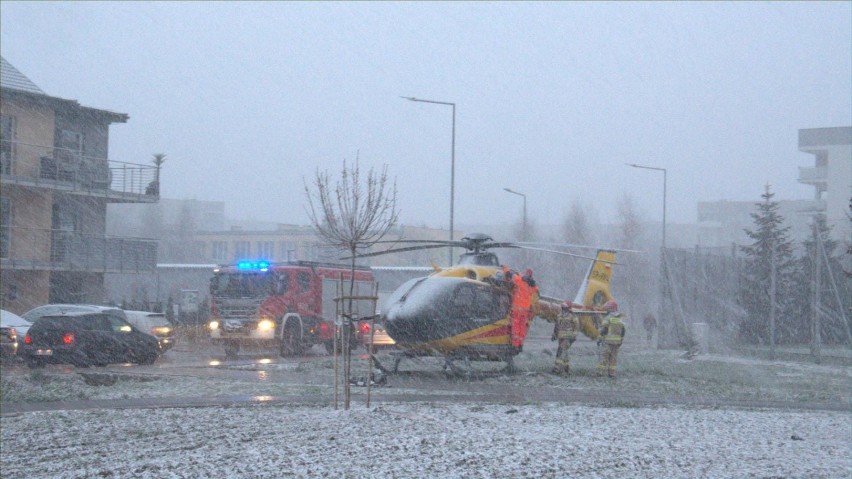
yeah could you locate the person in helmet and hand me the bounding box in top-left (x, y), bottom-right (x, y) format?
top-left (551, 301), bottom-right (580, 375)
top-left (596, 299), bottom-right (626, 378)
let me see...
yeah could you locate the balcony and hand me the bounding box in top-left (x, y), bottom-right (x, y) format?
top-left (1, 140), bottom-right (159, 203)
top-left (797, 166), bottom-right (827, 185)
top-left (0, 226), bottom-right (157, 273)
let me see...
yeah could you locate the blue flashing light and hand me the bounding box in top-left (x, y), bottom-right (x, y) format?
top-left (236, 260), bottom-right (271, 272)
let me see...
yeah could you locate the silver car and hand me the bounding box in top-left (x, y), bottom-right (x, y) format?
top-left (1, 310), bottom-right (31, 359)
top-left (123, 310), bottom-right (176, 352)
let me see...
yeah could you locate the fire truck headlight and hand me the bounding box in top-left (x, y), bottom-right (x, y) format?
top-left (257, 319), bottom-right (275, 332)
top-left (208, 321), bottom-right (220, 331)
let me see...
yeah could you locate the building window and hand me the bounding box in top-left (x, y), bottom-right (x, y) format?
top-left (307, 243), bottom-right (322, 261)
top-left (280, 241), bottom-right (296, 261)
top-left (212, 241), bottom-right (229, 262)
top-left (59, 129), bottom-right (84, 157)
top-left (234, 241), bottom-right (250, 259)
top-left (1, 115), bottom-right (15, 175)
top-left (1, 197), bottom-right (9, 258)
top-left (256, 241), bottom-right (273, 260)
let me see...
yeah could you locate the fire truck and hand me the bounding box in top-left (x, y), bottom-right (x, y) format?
top-left (208, 260), bottom-right (375, 357)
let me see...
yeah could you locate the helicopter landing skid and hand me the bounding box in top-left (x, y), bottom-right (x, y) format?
top-left (372, 350), bottom-right (516, 376)
top-left (442, 355), bottom-right (516, 378)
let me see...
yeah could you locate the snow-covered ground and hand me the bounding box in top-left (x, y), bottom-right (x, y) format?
top-left (2, 329), bottom-right (850, 478)
top-left (2, 402), bottom-right (849, 478)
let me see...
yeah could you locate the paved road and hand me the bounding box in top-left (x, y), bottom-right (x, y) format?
top-left (2, 331), bottom-right (848, 415)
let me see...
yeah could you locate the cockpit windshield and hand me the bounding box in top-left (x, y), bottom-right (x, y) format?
top-left (211, 273), bottom-right (274, 298)
top-left (457, 252), bottom-right (500, 266)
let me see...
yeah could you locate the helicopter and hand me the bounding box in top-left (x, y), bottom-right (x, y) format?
top-left (355, 233), bottom-right (618, 375)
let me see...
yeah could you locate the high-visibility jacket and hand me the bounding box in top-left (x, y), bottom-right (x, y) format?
top-left (555, 312), bottom-right (580, 339)
top-left (512, 274), bottom-right (535, 310)
top-left (600, 314), bottom-right (625, 344)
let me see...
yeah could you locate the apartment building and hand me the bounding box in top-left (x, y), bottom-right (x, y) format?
top-left (0, 57), bottom-right (158, 313)
top-left (797, 126), bottom-right (852, 242)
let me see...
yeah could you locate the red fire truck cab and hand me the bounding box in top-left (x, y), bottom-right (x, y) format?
top-left (208, 261), bottom-right (375, 357)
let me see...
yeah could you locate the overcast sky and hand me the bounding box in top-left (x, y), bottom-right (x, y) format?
top-left (1, 1), bottom-right (849, 231)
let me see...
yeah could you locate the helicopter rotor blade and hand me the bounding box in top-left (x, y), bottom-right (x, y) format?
top-left (481, 242), bottom-right (520, 249)
top-left (370, 239), bottom-right (457, 245)
top-left (515, 241), bottom-right (643, 254)
top-left (343, 243), bottom-right (451, 259)
top-left (514, 245), bottom-right (618, 264)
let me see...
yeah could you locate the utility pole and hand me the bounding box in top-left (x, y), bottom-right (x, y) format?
top-left (812, 220), bottom-right (822, 364)
top-left (769, 241), bottom-right (776, 361)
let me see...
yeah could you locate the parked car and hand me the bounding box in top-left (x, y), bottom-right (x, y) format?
top-left (23, 304), bottom-right (127, 323)
top-left (19, 312), bottom-right (160, 368)
top-left (123, 310), bottom-right (176, 352)
top-left (357, 317), bottom-right (396, 353)
top-left (1, 310), bottom-right (32, 359)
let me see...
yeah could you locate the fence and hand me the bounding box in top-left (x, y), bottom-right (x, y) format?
top-left (1, 139), bottom-right (158, 198)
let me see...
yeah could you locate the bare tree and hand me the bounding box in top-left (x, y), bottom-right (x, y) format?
top-left (615, 194), bottom-right (651, 330)
top-left (304, 159), bottom-right (398, 273)
top-left (304, 158), bottom-right (398, 409)
top-left (563, 199), bottom-right (594, 246)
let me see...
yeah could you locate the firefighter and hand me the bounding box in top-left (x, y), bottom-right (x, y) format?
top-left (551, 301), bottom-right (580, 375)
top-left (596, 299), bottom-right (625, 378)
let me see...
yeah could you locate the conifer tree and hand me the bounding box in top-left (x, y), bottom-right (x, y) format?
top-left (739, 185), bottom-right (797, 344)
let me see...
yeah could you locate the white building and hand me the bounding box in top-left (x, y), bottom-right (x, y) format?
top-left (797, 126), bottom-right (852, 243)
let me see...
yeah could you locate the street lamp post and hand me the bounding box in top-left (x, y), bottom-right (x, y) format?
top-left (503, 187), bottom-right (527, 241)
top-left (402, 96), bottom-right (456, 265)
top-left (627, 163), bottom-right (667, 347)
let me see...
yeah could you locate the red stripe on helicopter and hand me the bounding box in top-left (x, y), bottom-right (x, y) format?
top-left (466, 325), bottom-right (510, 341)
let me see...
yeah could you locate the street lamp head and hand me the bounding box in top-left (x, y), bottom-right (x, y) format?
top-left (503, 187), bottom-right (525, 198)
top-left (401, 96), bottom-right (417, 101)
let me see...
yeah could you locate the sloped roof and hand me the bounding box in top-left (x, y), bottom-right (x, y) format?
top-left (0, 56), bottom-right (46, 95)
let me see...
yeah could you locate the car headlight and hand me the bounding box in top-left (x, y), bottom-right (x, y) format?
top-left (151, 326), bottom-right (172, 336)
top-left (208, 321), bottom-right (220, 331)
top-left (257, 319), bottom-right (275, 331)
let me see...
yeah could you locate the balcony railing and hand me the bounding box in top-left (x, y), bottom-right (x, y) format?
top-left (1, 140), bottom-right (159, 201)
top-left (0, 226), bottom-right (157, 273)
top-left (797, 166), bottom-right (828, 184)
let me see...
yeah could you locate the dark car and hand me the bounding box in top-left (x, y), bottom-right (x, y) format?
top-left (20, 312), bottom-right (160, 368)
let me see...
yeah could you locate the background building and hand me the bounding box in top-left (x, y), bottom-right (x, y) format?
top-left (0, 56), bottom-right (158, 313)
top-left (797, 126), bottom-right (852, 243)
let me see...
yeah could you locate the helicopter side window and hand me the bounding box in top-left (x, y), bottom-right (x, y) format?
top-left (452, 285), bottom-right (476, 319)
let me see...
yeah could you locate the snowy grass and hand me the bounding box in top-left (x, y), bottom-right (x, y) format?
top-left (2, 402), bottom-right (849, 479)
top-left (488, 339), bottom-right (852, 405)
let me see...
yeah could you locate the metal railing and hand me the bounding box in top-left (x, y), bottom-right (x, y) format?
top-left (797, 166), bottom-right (828, 183)
top-left (1, 139), bottom-right (159, 200)
top-left (0, 226), bottom-right (157, 273)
